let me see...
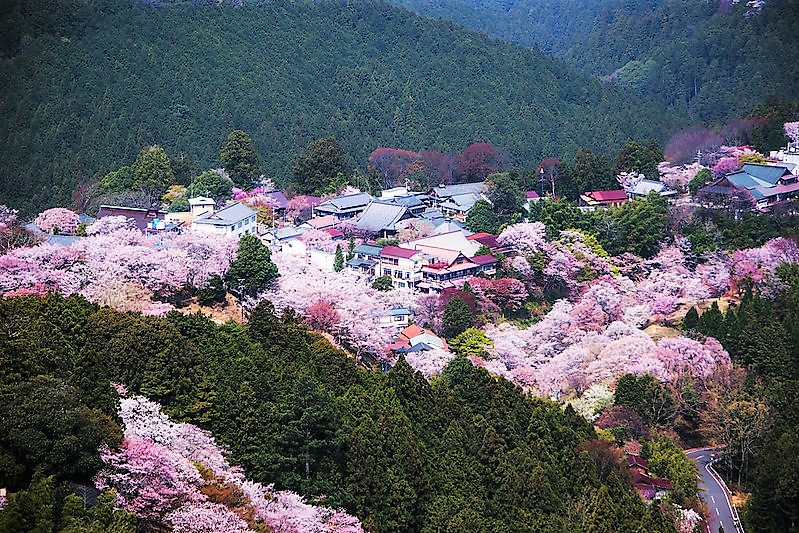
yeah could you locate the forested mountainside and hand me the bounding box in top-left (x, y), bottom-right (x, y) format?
top-left (387, 0), bottom-right (799, 120)
top-left (0, 0), bottom-right (683, 216)
top-left (0, 295), bottom-right (677, 531)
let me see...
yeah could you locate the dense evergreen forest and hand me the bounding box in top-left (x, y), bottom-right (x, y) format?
top-left (0, 0), bottom-right (684, 216)
top-left (387, 0), bottom-right (799, 120)
top-left (0, 295), bottom-right (677, 531)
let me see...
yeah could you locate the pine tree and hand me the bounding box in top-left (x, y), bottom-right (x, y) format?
top-left (334, 244), bottom-right (345, 272)
top-left (682, 307), bottom-right (699, 331)
top-left (442, 297), bottom-right (473, 338)
top-left (219, 130), bottom-right (261, 187)
top-left (347, 236), bottom-right (356, 260)
top-left (225, 234), bottom-right (279, 295)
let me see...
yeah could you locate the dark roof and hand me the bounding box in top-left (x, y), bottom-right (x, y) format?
top-left (346, 258), bottom-right (376, 268)
top-left (740, 163), bottom-right (791, 185)
top-left (387, 195), bottom-right (425, 208)
top-left (381, 245), bottom-right (419, 259)
top-left (97, 205), bottom-right (167, 232)
top-left (353, 243), bottom-right (384, 257)
top-left (471, 254), bottom-right (498, 265)
top-left (316, 193), bottom-right (375, 214)
top-left (354, 201), bottom-right (409, 233)
top-left (263, 191), bottom-right (289, 209)
top-left (628, 455), bottom-right (649, 470)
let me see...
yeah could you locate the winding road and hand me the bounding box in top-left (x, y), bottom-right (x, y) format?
top-left (686, 447), bottom-right (742, 533)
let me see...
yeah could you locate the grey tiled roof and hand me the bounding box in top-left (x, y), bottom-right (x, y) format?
top-left (430, 182), bottom-right (485, 198)
top-left (354, 201), bottom-right (409, 233)
top-left (194, 202), bottom-right (256, 226)
top-left (317, 193), bottom-right (375, 213)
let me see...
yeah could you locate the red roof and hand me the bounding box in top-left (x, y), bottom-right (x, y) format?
top-left (628, 455), bottom-right (650, 470)
top-left (526, 190), bottom-right (540, 199)
top-left (471, 254), bottom-right (498, 265)
top-left (381, 245), bottom-right (419, 259)
top-left (586, 189), bottom-right (628, 202)
top-left (324, 228), bottom-right (344, 238)
top-left (467, 233), bottom-right (501, 248)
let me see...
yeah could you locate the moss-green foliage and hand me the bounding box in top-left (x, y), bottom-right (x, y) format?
top-left (0, 294), bottom-right (673, 531)
top-left (528, 193), bottom-right (668, 258)
top-left (0, 0), bottom-right (682, 216)
top-left (389, 0), bottom-right (799, 122)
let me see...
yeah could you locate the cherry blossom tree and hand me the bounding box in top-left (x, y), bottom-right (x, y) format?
top-left (306, 300), bottom-right (341, 333)
top-left (100, 386), bottom-right (364, 532)
top-left (87, 215), bottom-right (137, 235)
top-left (404, 348), bottom-right (455, 379)
top-left (34, 207), bottom-right (80, 235)
top-left (712, 157), bottom-right (741, 178)
top-left (785, 121), bottom-right (799, 145)
top-left (657, 162), bottom-right (704, 191)
top-left (497, 222), bottom-right (546, 255)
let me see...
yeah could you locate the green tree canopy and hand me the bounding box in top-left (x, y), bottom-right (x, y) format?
top-left (466, 200), bottom-right (500, 234)
top-left (225, 234), bottom-right (279, 296)
top-left (292, 137), bottom-right (353, 195)
top-left (442, 297), bottom-right (474, 338)
top-left (131, 145), bottom-right (174, 199)
top-left (185, 170), bottom-right (233, 200)
top-left (219, 130), bottom-right (261, 187)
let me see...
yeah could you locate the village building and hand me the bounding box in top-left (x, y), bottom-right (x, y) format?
top-left (314, 192), bottom-right (375, 219)
top-left (96, 205), bottom-right (177, 233)
top-left (698, 162), bottom-right (799, 211)
top-left (191, 202), bottom-right (257, 238)
top-left (579, 189), bottom-right (629, 210)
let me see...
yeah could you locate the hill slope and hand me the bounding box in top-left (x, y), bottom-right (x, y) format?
top-left (0, 0), bottom-right (682, 215)
top-left (387, 0), bottom-right (799, 121)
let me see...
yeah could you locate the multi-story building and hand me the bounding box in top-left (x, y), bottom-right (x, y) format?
top-left (191, 202), bottom-right (257, 238)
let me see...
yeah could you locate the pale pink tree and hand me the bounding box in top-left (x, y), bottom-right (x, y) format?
top-left (34, 207), bottom-right (80, 235)
top-left (87, 215), bottom-right (137, 235)
top-left (785, 121), bottom-right (799, 145)
top-left (497, 222), bottom-right (546, 255)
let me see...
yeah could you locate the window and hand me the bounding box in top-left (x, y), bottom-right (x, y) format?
top-left (383, 269), bottom-right (391, 277)
top-left (405, 272), bottom-right (410, 279)
top-left (237, 221), bottom-right (243, 228)
top-left (394, 316), bottom-right (404, 322)
top-left (394, 270), bottom-right (402, 278)
top-left (397, 282), bottom-right (406, 288)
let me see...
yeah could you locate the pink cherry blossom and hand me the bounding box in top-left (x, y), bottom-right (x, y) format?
top-left (34, 207), bottom-right (80, 235)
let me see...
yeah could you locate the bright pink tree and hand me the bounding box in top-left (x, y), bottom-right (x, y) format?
top-left (712, 157), bottom-right (741, 177)
top-left (87, 215), bottom-right (137, 235)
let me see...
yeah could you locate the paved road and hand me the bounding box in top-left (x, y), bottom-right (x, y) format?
top-left (686, 447), bottom-right (740, 533)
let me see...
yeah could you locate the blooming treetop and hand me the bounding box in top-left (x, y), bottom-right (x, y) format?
top-left (98, 386), bottom-right (363, 532)
top-left (785, 121), bottom-right (799, 144)
top-left (265, 251), bottom-right (416, 356)
top-left (0, 228), bottom-right (238, 314)
top-left (34, 207), bottom-right (80, 235)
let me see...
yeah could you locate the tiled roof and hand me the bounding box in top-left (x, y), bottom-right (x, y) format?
top-left (317, 192), bottom-right (375, 213)
top-left (193, 202), bottom-right (256, 226)
top-left (471, 254), bottom-right (498, 265)
top-left (430, 182), bottom-right (486, 198)
top-left (586, 190), bottom-right (628, 202)
top-left (741, 163), bottom-right (791, 185)
top-left (526, 190), bottom-right (540, 199)
top-left (381, 245), bottom-right (420, 259)
top-left (354, 201), bottom-right (409, 233)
